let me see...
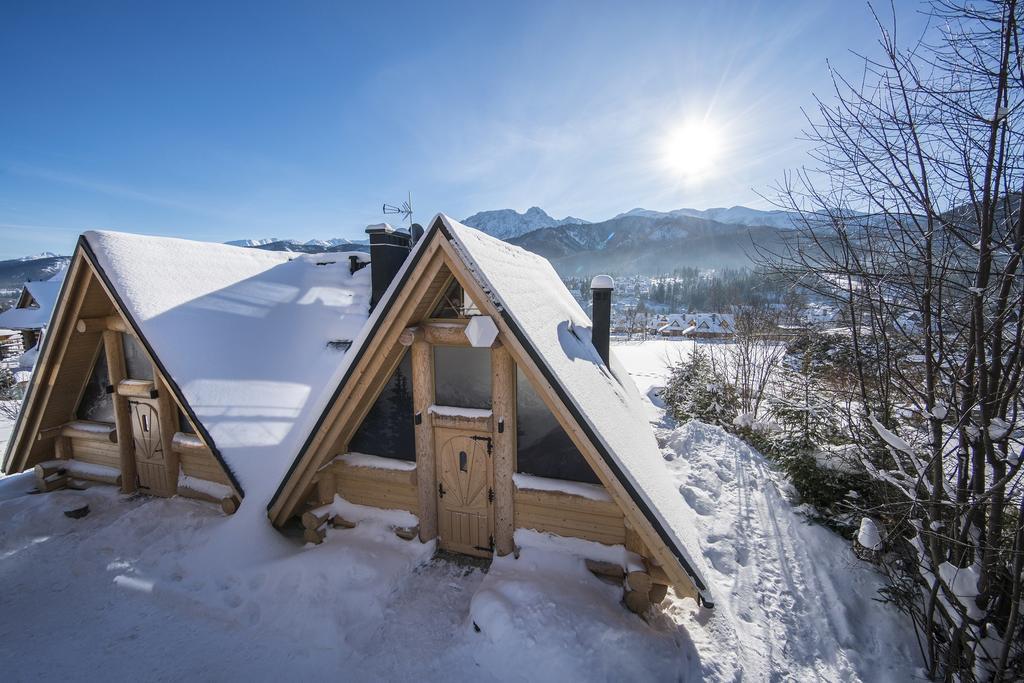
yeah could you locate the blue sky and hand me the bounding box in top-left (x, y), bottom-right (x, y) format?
top-left (0, 1), bottom-right (929, 259)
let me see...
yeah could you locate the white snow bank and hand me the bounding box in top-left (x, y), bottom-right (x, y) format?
top-left (655, 419), bottom-right (920, 681)
top-left (177, 473), bottom-right (233, 500)
top-left (427, 404), bottom-right (493, 419)
top-left (314, 494), bottom-right (418, 529)
top-left (514, 528), bottom-right (642, 570)
top-left (337, 452), bottom-right (416, 472)
top-left (512, 472), bottom-right (612, 502)
top-left (938, 561), bottom-right (984, 621)
top-left (858, 517), bottom-right (882, 550)
top-left (468, 544), bottom-right (696, 680)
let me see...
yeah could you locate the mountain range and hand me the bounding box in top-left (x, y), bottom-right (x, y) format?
top-left (4, 205), bottom-right (802, 294)
top-left (0, 254), bottom-right (71, 308)
top-left (461, 205), bottom-right (800, 274)
top-left (460, 207), bottom-right (590, 240)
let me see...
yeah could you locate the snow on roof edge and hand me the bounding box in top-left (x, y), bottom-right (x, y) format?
top-left (437, 214), bottom-right (711, 598)
top-left (266, 221), bottom-right (436, 512)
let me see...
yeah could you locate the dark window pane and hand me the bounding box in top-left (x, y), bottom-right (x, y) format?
top-left (123, 333), bottom-right (153, 381)
top-left (515, 367), bottom-right (599, 484)
top-left (178, 409), bottom-right (195, 434)
top-left (348, 352), bottom-right (415, 461)
top-left (433, 346), bottom-right (491, 409)
top-left (77, 343), bottom-right (115, 423)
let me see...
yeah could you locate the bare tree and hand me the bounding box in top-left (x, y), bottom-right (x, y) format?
top-left (727, 306), bottom-right (788, 420)
top-left (757, 1), bottom-right (1024, 679)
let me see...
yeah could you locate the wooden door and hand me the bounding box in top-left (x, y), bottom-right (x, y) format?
top-left (128, 398), bottom-right (175, 496)
top-left (435, 426), bottom-right (493, 557)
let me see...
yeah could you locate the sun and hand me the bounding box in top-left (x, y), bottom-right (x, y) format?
top-left (664, 120), bottom-right (723, 179)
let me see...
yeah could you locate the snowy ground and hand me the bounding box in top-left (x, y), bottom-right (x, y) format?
top-left (0, 341), bottom-right (923, 681)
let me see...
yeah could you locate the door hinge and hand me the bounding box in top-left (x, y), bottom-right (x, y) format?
top-left (487, 487), bottom-right (494, 503)
top-left (438, 482), bottom-right (445, 498)
top-left (471, 435), bottom-right (493, 456)
top-left (474, 536), bottom-right (495, 554)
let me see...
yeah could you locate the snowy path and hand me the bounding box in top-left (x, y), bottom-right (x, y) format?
top-left (617, 340), bottom-right (923, 682)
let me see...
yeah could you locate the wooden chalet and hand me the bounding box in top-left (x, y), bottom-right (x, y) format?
top-left (270, 215), bottom-right (712, 610)
top-left (0, 271), bottom-right (65, 352)
top-left (2, 232), bottom-right (373, 514)
top-left (3, 216), bottom-right (712, 614)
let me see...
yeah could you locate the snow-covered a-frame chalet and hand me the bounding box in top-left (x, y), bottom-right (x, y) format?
top-left (2, 214), bottom-right (712, 611)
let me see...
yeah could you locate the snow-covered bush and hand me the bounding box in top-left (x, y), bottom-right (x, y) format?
top-left (660, 347), bottom-right (737, 427)
top-left (0, 366), bottom-right (21, 422)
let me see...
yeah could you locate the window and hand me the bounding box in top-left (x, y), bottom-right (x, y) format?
top-left (123, 333), bottom-right (153, 380)
top-left (431, 279), bottom-right (481, 319)
top-left (433, 346), bottom-right (491, 409)
top-left (515, 367), bottom-right (599, 484)
top-left (348, 352), bottom-right (415, 461)
top-left (77, 343), bottom-right (114, 423)
top-left (178, 409), bottom-right (195, 435)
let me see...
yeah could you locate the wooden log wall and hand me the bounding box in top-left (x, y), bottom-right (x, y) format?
top-left (513, 485), bottom-right (626, 547)
top-left (319, 457), bottom-right (418, 515)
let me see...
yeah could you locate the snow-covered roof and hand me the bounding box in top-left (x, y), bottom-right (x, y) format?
top-left (441, 216), bottom-right (711, 597)
top-left (655, 313), bottom-right (734, 334)
top-left (0, 267), bottom-right (67, 332)
top-left (0, 306), bottom-right (50, 331)
top-left (83, 231), bottom-right (372, 504)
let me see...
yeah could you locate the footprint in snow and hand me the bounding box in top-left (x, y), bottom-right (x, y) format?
top-left (680, 486), bottom-right (716, 516)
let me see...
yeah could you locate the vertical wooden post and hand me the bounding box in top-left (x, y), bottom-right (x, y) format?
top-left (316, 469), bottom-right (336, 505)
top-left (491, 345), bottom-right (516, 556)
top-left (104, 330), bottom-right (136, 493)
top-left (154, 368), bottom-right (179, 494)
top-left (411, 340), bottom-right (437, 542)
top-left (54, 435), bottom-right (72, 460)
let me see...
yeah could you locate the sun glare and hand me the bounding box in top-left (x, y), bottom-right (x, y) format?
top-left (664, 120), bottom-right (723, 179)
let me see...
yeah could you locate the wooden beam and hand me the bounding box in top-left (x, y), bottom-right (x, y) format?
top-left (171, 431), bottom-right (205, 452)
top-left (154, 370), bottom-right (180, 498)
top-left (60, 420), bottom-right (117, 443)
top-left (315, 469), bottom-right (336, 505)
top-left (491, 345), bottom-right (516, 556)
top-left (115, 379), bottom-right (157, 399)
top-left (103, 329), bottom-right (136, 493)
top-left (398, 326), bottom-right (423, 347)
top-left (76, 315), bottom-right (127, 334)
top-left (54, 435), bottom-right (72, 460)
top-left (420, 321), bottom-right (468, 346)
top-left (411, 338), bottom-right (437, 542)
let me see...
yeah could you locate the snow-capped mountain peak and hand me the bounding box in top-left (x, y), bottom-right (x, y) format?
top-left (16, 251), bottom-right (63, 261)
top-left (461, 207), bottom-right (590, 240)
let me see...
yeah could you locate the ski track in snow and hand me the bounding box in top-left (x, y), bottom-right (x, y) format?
top-left (0, 342), bottom-right (923, 681)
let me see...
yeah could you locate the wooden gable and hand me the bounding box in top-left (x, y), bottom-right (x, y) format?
top-left (3, 240), bottom-right (239, 510)
top-left (269, 218), bottom-right (706, 602)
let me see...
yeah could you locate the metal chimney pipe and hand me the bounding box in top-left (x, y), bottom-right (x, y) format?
top-left (590, 274), bottom-right (614, 365)
top-left (365, 223), bottom-right (411, 311)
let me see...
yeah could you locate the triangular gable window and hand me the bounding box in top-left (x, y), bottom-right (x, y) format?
top-left (431, 279), bottom-right (482, 319)
top-left (348, 351), bottom-right (415, 461)
top-left (77, 342), bottom-right (114, 423)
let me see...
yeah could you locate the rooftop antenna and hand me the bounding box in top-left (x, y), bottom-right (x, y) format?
top-left (382, 191), bottom-right (413, 226)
